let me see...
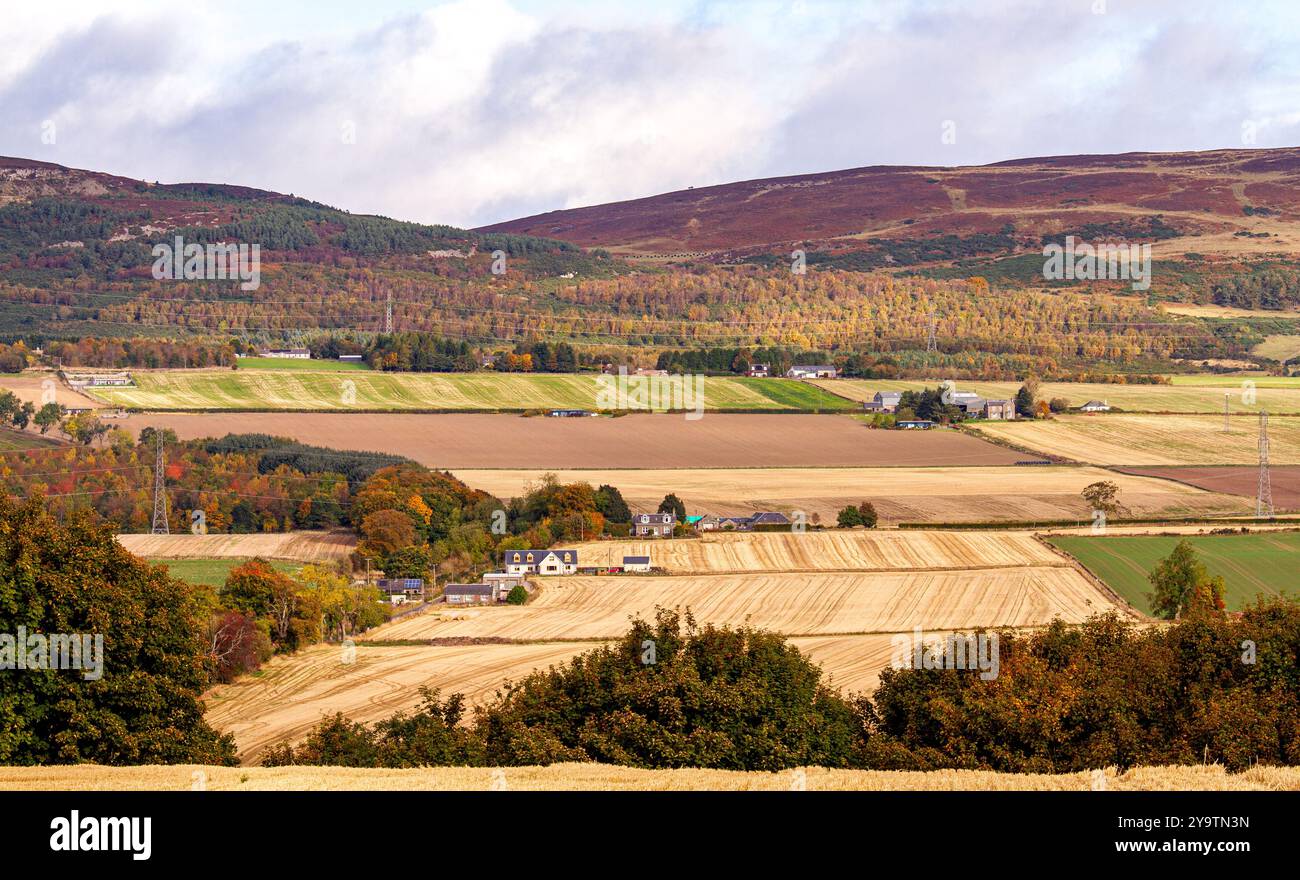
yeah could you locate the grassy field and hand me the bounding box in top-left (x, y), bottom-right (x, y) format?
top-left (969, 413), bottom-right (1300, 465)
top-left (0, 426), bottom-right (61, 451)
top-left (3, 763), bottom-right (1294, 791)
top-left (235, 357), bottom-right (371, 372)
top-left (1250, 336), bottom-right (1300, 362)
top-left (817, 377), bottom-right (1300, 413)
top-left (157, 557), bottom-right (300, 587)
top-left (1048, 532), bottom-right (1300, 614)
top-left (85, 370), bottom-right (858, 412)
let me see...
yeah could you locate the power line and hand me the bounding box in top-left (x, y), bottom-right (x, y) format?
top-left (150, 432), bottom-right (169, 534)
top-left (1257, 410), bottom-right (1274, 519)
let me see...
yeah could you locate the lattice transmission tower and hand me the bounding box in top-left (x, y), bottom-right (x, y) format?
top-left (926, 312), bottom-right (938, 353)
top-left (1257, 410), bottom-right (1274, 518)
top-left (151, 431), bottom-right (170, 534)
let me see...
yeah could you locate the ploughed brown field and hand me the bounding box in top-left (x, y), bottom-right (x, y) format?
top-left (454, 466), bottom-right (1251, 524)
top-left (122, 412), bottom-right (1025, 468)
top-left (5, 764), bottom-right (1296, 791)
top-left (1114, 465), bottom-right (1300, 511)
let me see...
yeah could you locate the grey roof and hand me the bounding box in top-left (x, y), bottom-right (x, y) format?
top-left (790, 364), bottom-right (835, 371)
top-left (875, 391), bottom-right (903, 401)
top-left (444, 583), bottom-right (493, 596)
top-left (984, 399), bottom-right (1012, 405)
top-left (1081, 400), bottom-right (1110, 407)
top-left (750, 512), bottom-right (792, 525)
top-left (623, 556), bottom-right (651, 564)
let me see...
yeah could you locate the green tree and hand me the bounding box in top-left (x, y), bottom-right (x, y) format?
top-left (658, 493), bottom-right (686, 520)
top-left (506, 584), bottom-right (528, 605)
top-left (0, 496), bottom-right (236, 764)
top-left (34, 402), bottom-right (64, 435)
top-left (1147, 540), bottom-right (1224, 620)
top-left (594, 484), bottom-right (631, 523)
top-left (837, 505), bottom-right (863, 528)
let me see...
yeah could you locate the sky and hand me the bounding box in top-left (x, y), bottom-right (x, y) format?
top-left (2, 0), bottom-right (1299, 228)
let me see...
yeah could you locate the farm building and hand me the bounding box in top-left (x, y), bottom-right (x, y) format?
top-left (63, 371), bottom-right (133, 388)
top-left (483, 572), bottom-right (528, 601)
top-left (337, 354), bottom-right (364, 362)
top-left (786, 364), bottom-right (838, 379)
top-left (547, 409), bottom-right (595, 417)
top-left (444, 583), bottom-right (494, 605)
top-left (622, 556), bottom-right (652, 572)
top-left (691, 514), bottom-right (722, 531)
top-left (949, 391), bottom-right (986, 415)
top-left (983, 399), bottom-right (1015, 420)
top-left (897, 420), bottom-right (935, 429)
top-left (1079, 400), bottom-right (1112, 412)
top-left (257, 347), bottom-right (311, 359)
top-left (632, 512), bottom-right (677, 537)
top-left (863, 391), bottom-right (902, 413)
top-left (750, 511), bottom-right (792, 527)
top-left (503, 549), bottom-right (578, 575)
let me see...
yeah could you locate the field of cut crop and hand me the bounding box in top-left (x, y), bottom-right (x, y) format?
top-left (1048, 532), bottom-right (1300, 614)
top-left (969, 414), bottom-right (1300, 465)
top-left (82, 369), bottom-right (857, 412)
top-left (372, 567), bottom-right (1117, 642)
top-left (5, 763), bottom-right (1295, 791)
top-left (204, 641), bottom-right (595, 763)
top-left (235, 357), bottom-right (372, 371)
top-left (563, 530), bottom-right (1063, 573)
top-left (817, 377), bottom-right (1300, 414)
top-left (455, 465), bottom-right (1251, 523)
top-left (117, 529), bottom-right (356, 562)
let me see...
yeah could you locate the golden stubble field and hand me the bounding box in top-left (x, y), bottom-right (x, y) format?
top-left (203, 530), bottom-right (1128, 763)
top-left (117, 529), bottom-right (356, 562)
top-left (454, 465), bottom-right (1251, 523)
top-left (969, 414), bottom-right (1300, 465)
top-left (3, 763), bottom-right (1295, 791)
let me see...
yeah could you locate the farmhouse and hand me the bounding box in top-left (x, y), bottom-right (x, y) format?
top-left (622, 556), bottom-right (652, 572)
top-left (745, 363), bottom-right (770, 378)
top-left (1080, 399), bottom-right (1112, 412)
top-left (863, 391), bottom-right (902, 413)
top-left (503, 549), bottom-right (579, 575)
top-left (786, 364), bottom-right (838, 379)
top-left (632, 512), bottom-right (677, 537)
top-left (257, 347), bottom-right (311, 359)
top-left (983, 399), bottom-right (1015, 420)
top-left (443, 583), bottom-right (494, 605)
top-left (376, 578), bottom-right (425, 604)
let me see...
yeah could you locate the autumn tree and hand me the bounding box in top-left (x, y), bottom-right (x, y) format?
top-left (1081, 480), bottom-right (1126, 517)
top-left (1147, 540), bottom-right (1226, 620)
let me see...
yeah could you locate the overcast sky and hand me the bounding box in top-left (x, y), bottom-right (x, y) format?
top-left (2, 0), bottom-right (1298, 227)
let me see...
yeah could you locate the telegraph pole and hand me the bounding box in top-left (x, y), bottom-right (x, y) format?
top-left (151, 431), bottom-right (170, 534)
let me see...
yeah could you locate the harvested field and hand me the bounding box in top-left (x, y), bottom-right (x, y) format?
top-left (117, 529), bottom-right (356, 562)
top-left (6, 763), bottom-right (1295, 791)
top-left (789, 634), bottom-right (905, 695)
top-left (82, 369), bottom-right (855, 412)
top-left (0, 372), bottom-right (105, 411)
top-left (371, 568), bottom-right (1118, 642)
top-left (970, 413), bottom-right (1300, 465)
top-left (122, 412), bottom-right (1025, 469)
top-left (819, 377), bottom-right (1300, 414)
top-left (562, 530), bottom-right (1062, 573)
top-left (205, 641), bottom-right (594, 763)
top-left (454, 466), bottom-right (1251, 523)
top-left (1116, 465), bottom-right (1300, 511)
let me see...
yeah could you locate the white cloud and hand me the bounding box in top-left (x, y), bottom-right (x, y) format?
top-left (1, 0), bottom-right (1297, 227)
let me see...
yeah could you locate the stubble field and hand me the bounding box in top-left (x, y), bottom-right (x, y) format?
top-left (968, 414), bottom-right (1300, 466)
top-left (454, 465), bottom-right (1251, 523)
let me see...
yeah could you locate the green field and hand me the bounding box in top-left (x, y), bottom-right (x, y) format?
top-left (155, 557), bottom-right (299, 587)
top-left (1048, 533), bottom-right (1300, 614)
top-left (235, 357), bottom-right (371, 372)
top-left (82, 370), bottom-right (859, 413)
top-left (818, 377), bottom-right (1300, 414)
top-left (0, 427), bottom-right (61, 451)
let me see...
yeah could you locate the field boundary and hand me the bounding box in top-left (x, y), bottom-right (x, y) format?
top-left (1032, 534), bottom-right (1149, 620)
